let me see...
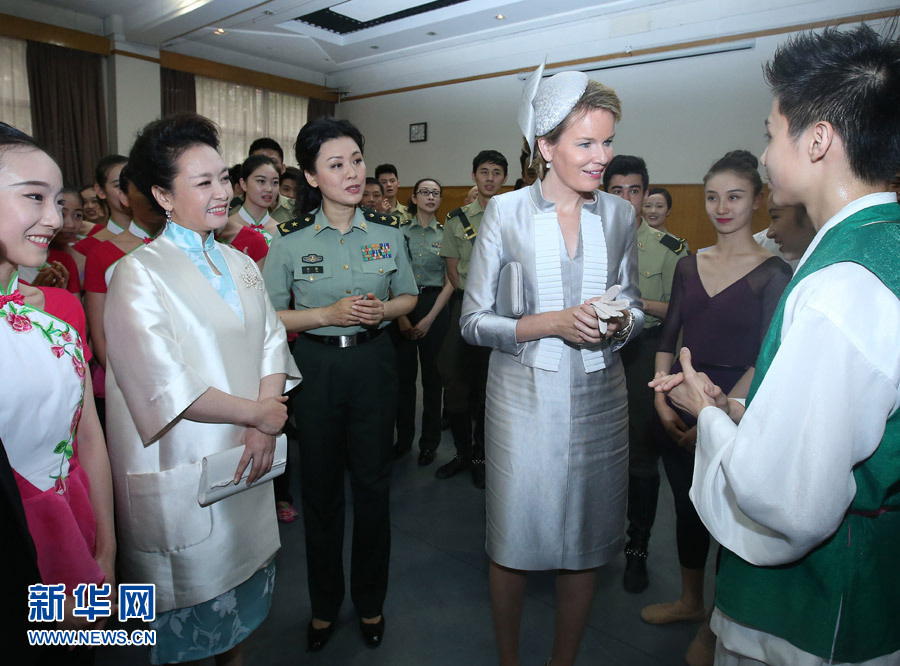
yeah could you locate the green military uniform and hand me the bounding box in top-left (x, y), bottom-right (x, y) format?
top-left (262, 207), bottom-right (417, 622)
top-left (437, 198), bottom-right (489, 486)
top-left (636, 220), bottom-right (689, 329)
top-left (621, 218), bottom-right (689, 592)
top-left (390, 201), bottom-right (412, 224)
top-left (392, 218), bottom-right (449, 461)
top-left (271, 203), bottom-right (294, 224)
top-left (439, 198), bottom-right (485, 290)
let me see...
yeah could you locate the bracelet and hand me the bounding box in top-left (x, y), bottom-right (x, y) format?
top-left (612, 309), bottom-right (635, 341)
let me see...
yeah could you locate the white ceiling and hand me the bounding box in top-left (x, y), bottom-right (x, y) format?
top-left (2, 0), bottom-right (896, 95)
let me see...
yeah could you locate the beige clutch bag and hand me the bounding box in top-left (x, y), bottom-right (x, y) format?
top-left (496, 261), bottom-right (525, 318)
top-left (198, 434), bottom-right (287, 506)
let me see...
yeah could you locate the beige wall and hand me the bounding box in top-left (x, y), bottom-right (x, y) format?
top-left (107, 52), bottom-right (160, 155)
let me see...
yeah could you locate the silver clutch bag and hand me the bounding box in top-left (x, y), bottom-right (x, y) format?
top-left (198, 434), bottom-right (287, 506)
top-left (496, 261), bottom-right (525, 318)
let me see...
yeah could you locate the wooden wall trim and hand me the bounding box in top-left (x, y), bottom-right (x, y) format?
top-left (110, 49), bottom-right (160, 64)
top-left (342, 9), bottom-right (898, 101)
top-left (0, 13), bottom-right (110, 55)
top-left (159, 51), bottom-right (338, 103)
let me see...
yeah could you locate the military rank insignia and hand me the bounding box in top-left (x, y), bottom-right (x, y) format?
top-left (361, 242), bottom-right (391, 261)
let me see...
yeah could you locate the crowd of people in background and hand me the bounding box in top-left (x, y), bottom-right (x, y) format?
top-left (2, 23), bottom-right (899, 666)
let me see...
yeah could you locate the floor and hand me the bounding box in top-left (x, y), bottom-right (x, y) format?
top-left (98, 409), bottom-right (716, 666)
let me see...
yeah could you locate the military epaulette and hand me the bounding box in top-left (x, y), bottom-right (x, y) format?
top-left (659, 233), bottom-right (686, 255)
top-left (362, 209), bottom-right (401, 227)
top-left (278, 214), bottom-right (316, 236)
top-left (446, 206), bottom-right (465, 221)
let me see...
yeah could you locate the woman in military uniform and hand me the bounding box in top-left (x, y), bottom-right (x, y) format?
top-left (392, 178), bottom-right (454, 465)
top-left (263, 117), bottom-right (417, 651)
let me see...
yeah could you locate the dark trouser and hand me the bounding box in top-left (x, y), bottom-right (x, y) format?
top-left (656, 415), bottom-right (710, 570)
top-left (621, 326), bottom-right (663, 550)
top-left (293, 333), bottom-right (396, 621)
top-left (654, 362), bottom-right (744, 570)
top-left (274, 344), bottom-right (297, 505)
top-left (390, 289), bottom-right (450, 451)
top-left (437, 293), bottom-right (489, 456)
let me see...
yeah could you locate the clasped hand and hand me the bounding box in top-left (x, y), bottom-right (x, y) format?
top-left (328, 293), bottom-right (386, 327)
top-left (649, 347), bottom-right (729, 418)
top-left (234, 395), bottom-right (289, 484)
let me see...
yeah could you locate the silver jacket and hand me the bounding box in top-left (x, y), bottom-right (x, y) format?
top-left (461, 180), bottom-right (643, 371)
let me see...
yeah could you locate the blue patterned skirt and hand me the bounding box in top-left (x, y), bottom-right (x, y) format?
top-left (149, 562), bottom-right (276, 664)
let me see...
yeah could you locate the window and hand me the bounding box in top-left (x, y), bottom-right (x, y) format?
top-left (0, 36), bottom-right (33, 135)
top-left (195, 76), bottom-right (308, 169)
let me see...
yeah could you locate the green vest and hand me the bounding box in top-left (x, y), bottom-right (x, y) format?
top-left (716, 202), bottom-right (900, 662)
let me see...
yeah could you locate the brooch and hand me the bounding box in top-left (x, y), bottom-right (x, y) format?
top-left (239, 261), bottom-right (263, 290)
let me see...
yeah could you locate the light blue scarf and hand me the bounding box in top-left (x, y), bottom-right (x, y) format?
top-left (163, 221), bottom-right (243, 321)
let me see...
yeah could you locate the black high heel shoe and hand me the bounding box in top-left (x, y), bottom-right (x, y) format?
top-left (307, 619), bottom-right (334, 652)
top-left (359, 616), bottom-right (385, 648)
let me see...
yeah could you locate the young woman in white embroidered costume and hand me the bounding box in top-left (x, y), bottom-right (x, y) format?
top-left (104, 114), bottom-right (300, 665)
top-left (0, 123), bottom-right (116, 648)
top-left (460, 69), bottom-right (643, 666)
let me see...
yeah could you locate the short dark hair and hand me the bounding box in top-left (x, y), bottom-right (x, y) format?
top-left (295, 116), bottom-right (365, 216)
top-left (764, 25), bottom-right (900, 185)
top-left (704, 149), bottom-right (763, 196)
top-left (281, 166), bottom-right (301, 185)
top-left (95, 154), bottom-right (128, 187)
top-left (240, 154), bottom-right (279, 181)
top-left (248, 137), bottom-right (284, 162)
top-left (0, 122), bottom-right (43, 171)
top-left (365, 176), bottom-right (383, 194)
top-left (647, 186), bottom-right (672, 210)
top-left (472, 150), bottom-right (508, 176)
top-left (375, 164), bottom-right (397, 180)
top-left (128, 113), bottom-right (221, 215)
top-left (602, 155), bottom-right (649, 191)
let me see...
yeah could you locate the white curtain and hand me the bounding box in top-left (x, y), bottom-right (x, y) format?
top-left (195, 76), bottom-right (308, 169)
top-left (0, 36), bottom-right (33, 135)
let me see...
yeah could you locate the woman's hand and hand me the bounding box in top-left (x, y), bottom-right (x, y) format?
top-left (603, 311), bottom-right (630, 338)
top-left (234, 427), bottom-right (276, 485)
top-left (652, 347), bottom-right (721, 419)
top-left (31, 261), bottom-right (69, 288)
top-left (352, 293), bottom-right (387, 327)
top-left (411, 314), bottom-right (434, 339)
top-left (550, 304), bottom-right (603, 344)
top-left (253, 395), bottom-right (288, 435)
top-left (654, 391), bottom-right (691, 443)
top-left (325, 295), bottom-right (364, 327)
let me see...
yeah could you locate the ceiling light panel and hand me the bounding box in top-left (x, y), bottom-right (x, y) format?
top-left (332, 0), bottom-right (433, 23)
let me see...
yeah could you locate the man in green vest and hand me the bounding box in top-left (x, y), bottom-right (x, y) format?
top-left (651, 25), bottom-right (900, 664)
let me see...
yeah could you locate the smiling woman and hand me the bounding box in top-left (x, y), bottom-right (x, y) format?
top-left (460, 66), bottom-right (643, 666)
top-left (0, 122), bottom-right (116, 658)
top-left (102, 113), bottom-right (300, 665)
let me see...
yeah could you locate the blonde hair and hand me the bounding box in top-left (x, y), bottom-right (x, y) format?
top-left (532, 80), bottom-right (622, 178)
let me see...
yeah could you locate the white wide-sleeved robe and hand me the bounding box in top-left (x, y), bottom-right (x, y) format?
top-left (105, 237), bottom-right (301, 612)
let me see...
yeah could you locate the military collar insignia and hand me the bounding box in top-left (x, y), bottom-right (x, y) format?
top-left (363, 209), bottom-right (400, 227)
top-left (278, 214), bottom-right (316, 236)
